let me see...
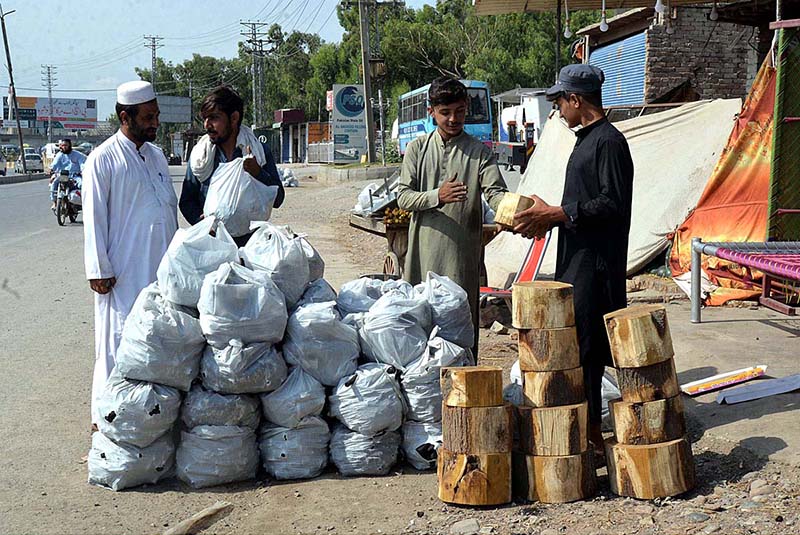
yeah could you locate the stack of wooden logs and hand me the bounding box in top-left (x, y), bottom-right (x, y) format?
top-left (437, 366), bottom-right (512, 506)
top-left (603, 304), bottom-right (696, 499)
top-left (510, 281), bottom-right (597, 503)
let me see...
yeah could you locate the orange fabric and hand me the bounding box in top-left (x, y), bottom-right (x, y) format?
top-left (670, 62), bottom-right (775, 304)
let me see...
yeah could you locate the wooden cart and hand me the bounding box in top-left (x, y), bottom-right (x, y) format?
top-left (349, 213), bottom-right (498, 277)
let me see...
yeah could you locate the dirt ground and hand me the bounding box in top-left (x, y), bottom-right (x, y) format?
top-left (1, 176), bottom-right (797, 535)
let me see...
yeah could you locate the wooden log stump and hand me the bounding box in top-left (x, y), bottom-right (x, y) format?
top-left (437, 448), bottom-right (511, 506)
top-left (494, 192), bottom-right (535, 229)
top-left (616, 358), bottom-right (680, 403)
top-left (605, 437), bottom-right (696, 499)
top-left (512, 451), bottom-right (596, 503)
top-left (604, 305), bottom-right (675, 368)
top-left (609, 396), bottom-right (686, 445)
top-left (442, 404), bottom-right (512, 453)
top-left (522, 368), bottom-right (585, 408)
top-left (518, 327), bottom-right (580, 371)
top-left (515, 402), bottom-right (588, 456)
top-left (441, 366), bottom-right (502, 408)
top-left (512, 281), bottom-right (575, 330)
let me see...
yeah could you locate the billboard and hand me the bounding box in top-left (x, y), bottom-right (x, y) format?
top-left (156, 95), bottom-right (192, 123)
top-left (3, 96), bottom-right (97, 129)
top-left (331, 84), bottom-right (367, 163)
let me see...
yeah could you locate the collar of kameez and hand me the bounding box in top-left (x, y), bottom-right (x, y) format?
top-left (116, 130), bottom-right (147, 158)
top-left (575, 117), bottom-right (607, 139)
top-left (434, 128), bottom-right (467, 148)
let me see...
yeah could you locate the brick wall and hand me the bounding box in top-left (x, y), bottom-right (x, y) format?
top-left (645, 8), bottom-right (759, 102)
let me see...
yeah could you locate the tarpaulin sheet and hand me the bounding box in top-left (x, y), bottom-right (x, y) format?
top-left (485, 96), bottom-right (742, 289)
top-left (670, 63), bottom-right (775, 305)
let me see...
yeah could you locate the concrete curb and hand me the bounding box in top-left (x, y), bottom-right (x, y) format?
top-left (317, 165), bottom-right (399, 185)
top-left (0, 172), bottom-right (48, 185)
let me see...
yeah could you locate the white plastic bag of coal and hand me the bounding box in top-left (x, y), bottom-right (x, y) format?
top-left (258, 416), bottom-right (330, 480)
top-left (401, 420), bottom-right (442, 471)
top-left (240, 222), bottom-right (310, 308)
top-left (336, 277), bottom-right (384, 316)
top-left (114, 283), bottom-right (206, 391)
top-left (200, 340), bottom-right (287, 395)
top-left (283, 301), bottom-right (359, 386)
top-left (88, 432), bottom-right (174, 491)
top-left (401, 333), bottom-right (473, 422)
top-left (260, 367), bottom-right (325, 428)
top-left (504, 359), bottom-right (524, 406)
top-left (181, 384), bottom-right (261, 430)
top-left (176, 425), bottom-right (259, 489)
top-left (294, 279), bottom-right (336, 310)
top-left (198, 262), bottom-right (287, 347)
top-left (415, 272), bottom-right (474, 348)
top-left (95, 374), bottom-right (181, 448)
top-left (299, 236), bottom-right (324, 282)
top-left (329, 363), bottom-right (405, 436)
top-left (156, 217), bottom-right (239, 307)
top-left (330, 425), bottom-right (400, 477)
top-left (360, 289), bottom-right (432, 368)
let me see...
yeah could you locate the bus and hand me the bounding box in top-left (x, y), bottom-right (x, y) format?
top-left (397, 80), bottom-right (492, 155)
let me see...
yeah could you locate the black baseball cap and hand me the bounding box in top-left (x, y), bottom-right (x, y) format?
top-left (546, 64), bottom-right (605, 101)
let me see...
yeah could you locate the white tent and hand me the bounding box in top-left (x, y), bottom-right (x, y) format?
top-left (485, 98), bottom-right (743, 288)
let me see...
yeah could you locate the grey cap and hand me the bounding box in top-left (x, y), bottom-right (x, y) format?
top-left (545, 64), bottom-right (605, 100)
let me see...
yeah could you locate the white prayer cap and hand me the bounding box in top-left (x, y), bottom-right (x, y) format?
top-left (116, 80), bottom-right (156, 106)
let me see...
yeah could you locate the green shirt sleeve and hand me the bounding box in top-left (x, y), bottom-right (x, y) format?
top-left (479, 147), bottom-right (508, 211)
top-left (397, 137), bottom-right (440, 211)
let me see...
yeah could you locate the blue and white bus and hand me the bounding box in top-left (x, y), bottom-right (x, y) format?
top-left (397, 80), bottom-right (492, 155)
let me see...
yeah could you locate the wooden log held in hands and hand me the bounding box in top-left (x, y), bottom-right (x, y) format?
top-left (615, 358), bottom-right (680, 403)
top-left (440, 366), bottom-right (503, 408)
top-left (605, 437), bottom-right (696, 499)
top-left (512, 281), bottom-right (575, 330)
top-left (604, 304), bottom-right (675, 368)
top-left (438, 448), bottom-right (512, 505)
top-left (512, 451), bottom-right (596, 504)
top-left (522, 367), bottom-right (585, 408)
top-left (609, 396), bottom-right (686, 445)
top-left (518, 327), bottom-right (580, 371)
top-left (494, 192), bottom-right (535, 229)
top-left (515, 402), bottom-right (589, 456)
top-left (442, 404), bottom-right (513, 454)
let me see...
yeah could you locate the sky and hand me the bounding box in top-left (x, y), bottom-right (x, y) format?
top-left (5, 0), bottom-right (434, 120)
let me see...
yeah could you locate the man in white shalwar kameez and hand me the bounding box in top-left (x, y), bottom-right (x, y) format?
top-left (83, 81), bottom-right (177, 426)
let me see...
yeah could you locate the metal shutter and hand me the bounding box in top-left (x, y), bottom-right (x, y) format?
top-left (589, 31), bottom-right (646, 107)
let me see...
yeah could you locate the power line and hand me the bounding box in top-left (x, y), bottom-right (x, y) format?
top-left (240, 20), bottom-right (268, 127)
top-left (41, 64), bottom-right (57, 144)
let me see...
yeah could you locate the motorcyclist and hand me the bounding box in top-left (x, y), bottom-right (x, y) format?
top-left (49, 138), bottom-right (86, 211)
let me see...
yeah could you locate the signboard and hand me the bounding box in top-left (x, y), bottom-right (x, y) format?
top-left (156, 95), bottom-right (192, 124)
top-left (326, 90), bottom-right (334, 112)
top-left (307, 121), bottom-right (330, 144)
top-left (331, 84), bottom-right (367, 163)
top-left (3, 96), bottom-right (97, 129)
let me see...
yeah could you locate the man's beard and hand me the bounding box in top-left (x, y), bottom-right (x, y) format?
top-left (208, 129), bottom-right (231, 145)
top-left (62, 147), bottom-right (72, 154)
top-left (129, 118), bottom-right (157, 143)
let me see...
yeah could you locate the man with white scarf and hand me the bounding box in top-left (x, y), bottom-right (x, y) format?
top-left (180, 85), bottom-right (284, 245)
top-left (83, 80), bottom-right (178, 427)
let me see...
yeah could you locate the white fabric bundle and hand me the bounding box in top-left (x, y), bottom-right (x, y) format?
top-left (415, 272), bottom-right (474, 348)
top-left (330, 425), bottom-right (400, 477)
top-left (95, 374), bottom-right (181, 448)
top-left (156, 217), bottom-right (239, 307)
top-left (359, 289), bottom-right (432, 368)
top-left (401, 334), bottom-right (473, 423)
top-left (200, 340), bottom-right (287, 395)
top-left (181, 384), bottom-right (261, 430)
top-left (329, 363), bottom-right (405, 436)
top-left (258, 416), bottom-right (330, 480)
top-left (88, 432), bottom-right (175, 491)
top-left (176, 425), bottom-right (259, 489)
top-left (260, 367), bottom-right (325, 429)
top-left (202, 158), bottom-right (278, 238)
top-left (240, 223), bottom-right (310, 308)
top-left (401, 420), bottom-right (442, 471)
top-left (283, 301), bottom-right (359, 386)
top-left (198, 262), bottom-right (287, 347)
top-left (114, 283), bottom-right (206, 391)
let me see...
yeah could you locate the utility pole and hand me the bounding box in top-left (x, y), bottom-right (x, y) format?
top-left (357, 0), bottom-right (377, 163)
top-left (41, 64), bottom-right (56, 144)
top-left (0, 4), bottom-right (25, 173)
top-left (240, 21), bottom-right (267, 128)
top-left (143, 35), bottom-right (163, 89)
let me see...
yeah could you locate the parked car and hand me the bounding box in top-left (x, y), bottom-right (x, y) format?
top-left (15, 153), bottom-right (44, 173)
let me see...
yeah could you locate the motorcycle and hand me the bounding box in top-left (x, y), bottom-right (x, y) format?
top-left (53, 169), bottom-right (82, 226)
